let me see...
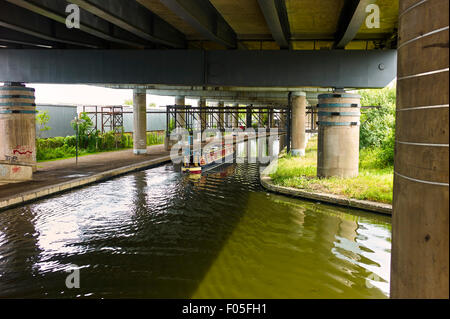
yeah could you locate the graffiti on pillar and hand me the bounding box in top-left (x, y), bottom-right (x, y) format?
top-left (12, 166), bottom-right (21, 174)
top-left (0, 164), bottom-right (23, 178)
top-left (4, 155), bottom-right (19, 163)
top-left (12, 145), bottom-right (33, 160)
top-left (0, 165), bottom-right (7, 177)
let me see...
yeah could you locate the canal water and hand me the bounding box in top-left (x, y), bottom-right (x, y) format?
top-left (0, 140), bottom-right (391, 298)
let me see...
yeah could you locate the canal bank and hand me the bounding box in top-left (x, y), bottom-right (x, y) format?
top-left (261, 161), bottom-right (392, 215)
top-left (260, 138), bottom-right (393, 215)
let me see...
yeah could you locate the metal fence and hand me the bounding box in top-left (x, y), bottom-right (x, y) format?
top-left (82, 106), bottom-right (166, 134)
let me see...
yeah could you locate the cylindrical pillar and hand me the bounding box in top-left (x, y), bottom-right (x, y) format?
top-left (391, 0), bottom-right (449, 299)
top-left (246, 106), bottom-right (252, 128)
top-left (291, 92), bottom-right (307, 156)
top-left (133, 89), bottom-right (147, 155)
top-left (308, 98), bottom-right (319, 131)
top-left (268, 108), bottom-right (274, 129)
top-left (224, 104), bottom-right (230, 129)
top-left (218, 101), bottom-right (225, 130)
top-left (233, 103), bottom-right (239, 128)
top-left (199, 98), bottom-right (207, 141)
top-left (317, 92), bottom-right (361, 178)
top-left (0, 83), bottom-right (37, 174)
top-left (279, 110), bottom-right (287, 153)
top-left (175, 95), bottom-right (185, 129)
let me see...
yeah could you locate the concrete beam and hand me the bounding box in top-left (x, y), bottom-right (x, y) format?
top-left (102, 84), bottom-right (333, 94)
top-left (68, 0), bottom-right (186, 48)
top-left (160, 0), bottom-right (236, 48)
top-left (0, 1), bottom-right (102, 48)
top-left (334, 0), bottom-right (375, 49)
top-left (0, 27), bottom-right (57, 48)
top-left (257, 0), bottom-right (290, 49)
top-left (4, 0), bottom-right (154, 49)
top-left (0, 49), bottom-right (397, 88)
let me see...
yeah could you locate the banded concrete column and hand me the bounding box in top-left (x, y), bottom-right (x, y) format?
top-left (0, 83), bottom-right (36, 182)
top-left (317, 92), bottom-right (361, 178)
top-left (291, 92), bottom-right (307, 156)
top-left (175, 96), bottom-right (186, 129)
top-left (391, 0), bottom-right (449, 299)
top-left (133, 88), bottom-right (147, 155)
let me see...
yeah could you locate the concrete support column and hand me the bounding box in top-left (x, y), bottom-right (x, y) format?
top-left (218, 101), bottom-right (225, 130)
top-left (317, 92), bottom-right (361, 178)
top-left (224, 104), bottom-right (229, 129)
top-left (291, 92), bottom-right (307, 156)
top-left (279, 111), bottom-right (287, 153)
top-left (0, 82), bottom-right (36, 183)
top-left (133, 89), bottom-right (147, 155)
top-left (246, 106), bottom-right (252, 128)
top-left (268, 108), bottom-right (274, 129)
top-left (199, 98), bottom-right (207, 141)
top-left (391, 0), bottom-right (449, 299)
top-left (308, 98), bottom-right (319, 131)
top-left (175, 95), bottom-right (186, 129)
top-left (233, 103), bottom-right (239, 128)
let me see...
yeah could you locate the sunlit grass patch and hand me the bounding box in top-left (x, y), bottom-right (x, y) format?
top-left (270, 136), bottom-right (393, 204)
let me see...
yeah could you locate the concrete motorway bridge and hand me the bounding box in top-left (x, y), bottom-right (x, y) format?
top-left (0, 0), bottom-right (448, 298)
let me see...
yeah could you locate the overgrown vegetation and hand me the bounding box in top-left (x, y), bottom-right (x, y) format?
top-left (271, 137), bottom-right (393, 204)
top-left (270, 86), bottom-right (396, 204)
top-left (359, 86), bottom-right (396, 168)
top-left (36, 110), bottom-right (51, 138)
top-left (36, 112), bottom-right (164, 162)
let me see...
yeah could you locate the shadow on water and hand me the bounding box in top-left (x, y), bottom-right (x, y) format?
top-left (0, 139), bottom-right (391, 298)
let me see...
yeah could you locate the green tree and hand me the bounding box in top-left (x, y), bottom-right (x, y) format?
top-left (36, 110), bottom-right (51, 138)
top-left (71, 112), bottom-right (94, 148)
top-left (358, 86), bottom-right (396, 167)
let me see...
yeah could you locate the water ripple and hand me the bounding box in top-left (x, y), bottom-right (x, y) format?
top-left (0, 159), bottom-right (391, 298)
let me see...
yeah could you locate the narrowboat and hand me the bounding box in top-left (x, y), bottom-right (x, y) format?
top-left (182, 142), bottom-right (235, 175)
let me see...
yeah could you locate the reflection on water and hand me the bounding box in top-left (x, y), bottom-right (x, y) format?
top-left (0, 140), bottom-right (391, 298)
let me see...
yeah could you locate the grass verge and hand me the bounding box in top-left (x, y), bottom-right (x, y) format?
top-left (269, 136), bottom-right (393, 204)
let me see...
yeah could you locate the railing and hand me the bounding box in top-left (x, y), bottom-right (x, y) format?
top-left (165, 105), bottom-right (291, 136)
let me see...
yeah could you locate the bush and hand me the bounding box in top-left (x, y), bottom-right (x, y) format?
top-left (358, 86), bottom-right (396, 167)
top-left (64, 135), bottom-right (77, 147)
top-left (36, 130), bottom-right (165, 161)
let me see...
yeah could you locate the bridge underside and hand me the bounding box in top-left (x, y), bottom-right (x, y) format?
top-left (0, 0), bottom-right (448, 300)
